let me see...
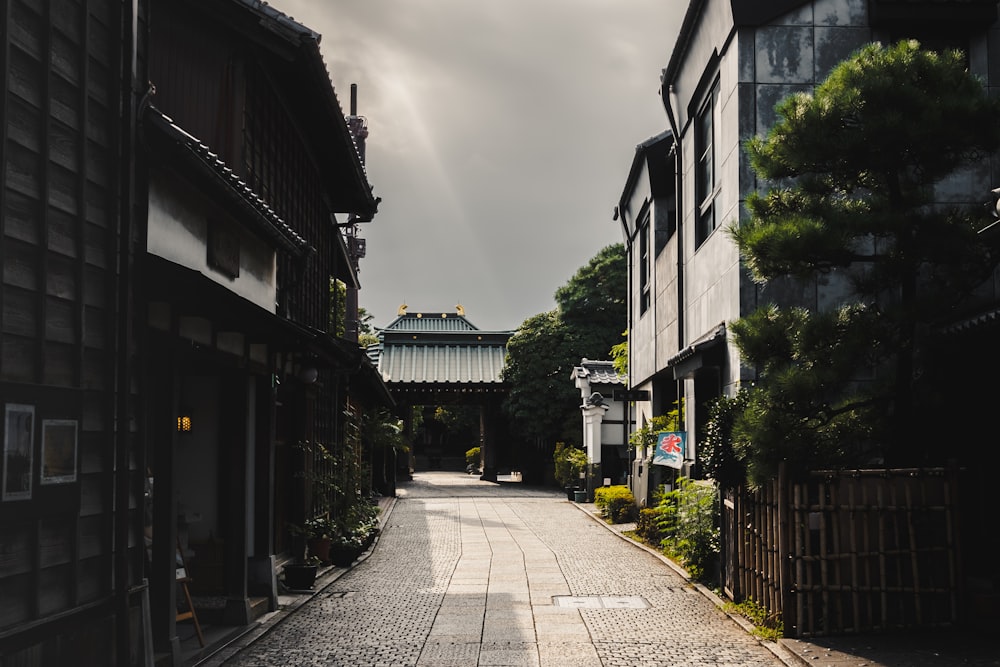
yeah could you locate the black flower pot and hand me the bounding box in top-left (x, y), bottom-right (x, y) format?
top-left (329, 545), bottom-right (361, 567)
top-left (283, 563), bottom-right (318, 590)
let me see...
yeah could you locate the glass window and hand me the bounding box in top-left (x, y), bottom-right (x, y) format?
top-left (695, 80), bottom-right (721, 248)
top-left (639, 210), bottom-right (650, 314)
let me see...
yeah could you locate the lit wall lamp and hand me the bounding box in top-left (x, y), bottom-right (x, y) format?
top-left (177, 414), bottom-right (192, 432)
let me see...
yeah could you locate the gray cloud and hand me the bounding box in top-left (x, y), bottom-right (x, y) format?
top-left (266, 0), bottom-right (681, 331)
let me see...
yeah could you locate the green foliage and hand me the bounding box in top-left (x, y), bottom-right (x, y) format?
top-left (656, 477), bottom-right (719, 584)
top-left (330, 278), bottom-right (346, 336)
top-left (593, 485), bottom-right (637, 523)
top-left (357, 307), bottom-right (374, 335)
top-left (555, 244), bottom-right (627, 333)
top-left (361, 408), bottom-right (407, 454)
top-left (436, 405), bottom-right (481, 449)
top-left (465, 446), bottom-right (481, 468)
top-left (553, 441), bottom-right (588, 488)
top-left (700, 391), bottom-right (750, 489)
top-left (723, 599), bottom-right (784, 641)
top-left (503, 244), bottom-right (627, 445)
top-left (635, 507), bottom-right (666, 544)
top-left (610, 330), bottom-right (628, 378)
top-left (727, 40), bottom-right (1000, 481)
top-left (502, 311), bottom-right (582, 443)
top-left (628, 404), bottom-right (683, 454)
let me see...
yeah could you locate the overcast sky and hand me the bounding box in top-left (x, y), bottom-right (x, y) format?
top-left (266, 1), bottom-right (683, 332)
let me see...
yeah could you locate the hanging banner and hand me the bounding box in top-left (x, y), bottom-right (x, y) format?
top-left (653, 431), bottom-right (685, 469)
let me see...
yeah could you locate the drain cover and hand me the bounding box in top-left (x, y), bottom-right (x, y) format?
top-left (552, 596), bottom-right (648, 609)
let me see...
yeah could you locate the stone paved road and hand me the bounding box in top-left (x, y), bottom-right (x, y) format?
top-left (220, 471), bottom-right (784, 666)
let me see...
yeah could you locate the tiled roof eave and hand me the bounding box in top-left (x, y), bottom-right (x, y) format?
top-left (145, 107), bottom-right (313, 257)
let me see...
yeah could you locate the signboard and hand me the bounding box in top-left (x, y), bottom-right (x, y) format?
top-left (613, 389), bottom-right (650, 402)
top-left (653, 431), bottom-right (685, 469)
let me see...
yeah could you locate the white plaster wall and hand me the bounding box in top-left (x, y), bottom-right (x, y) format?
top-left (653, 231), bottom-right (680, 373)
top-left (680, 8), bottom-right (743, 358)
top-left (626, 162), bottom-right (658, 387)
top-left (147, 171), bottom-right (278, 313)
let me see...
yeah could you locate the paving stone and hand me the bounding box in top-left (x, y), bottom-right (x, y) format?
top-left (219, 471), bottom-right (783, 667)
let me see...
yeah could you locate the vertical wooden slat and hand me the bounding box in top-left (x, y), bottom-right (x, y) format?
top-left (0, 0), bottom-right (9, 375)
top-left (905, 482), bottom-right (921, 624)
top-left (778, 463), bottom-right (794, 636)
top-left (877, 482), bottom-right (887, 629)
top-left (829, 480), bottom-right (842, 632)
top-left (794, 483), bottom-right (807, 634)
top-left (69, 0), bottom-right (91, 609)
top-left (862, 478), bottom-right (873, 629)
top-left (889, 479), bottom-right (903, 627)
top-left (73, 0), bottom-right (90, 388)
top-left (848, 478), bottom-right (860, 632)
top-left (37, 0), bottom-right (53, 385)
top-left (818, 479), bottom-right (829, 634)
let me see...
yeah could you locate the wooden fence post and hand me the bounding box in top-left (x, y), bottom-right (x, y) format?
top-left (778, 462), bottom-right (794, 636)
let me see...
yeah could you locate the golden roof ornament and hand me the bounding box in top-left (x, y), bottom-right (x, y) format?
top-left (397, 303), bottom-right (408, 315)
top-left (456, 304), bottom-right (465, 316)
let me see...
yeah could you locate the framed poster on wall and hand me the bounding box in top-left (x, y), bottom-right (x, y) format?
top-left (41, 419), bottom-right (77, 484)
top-left (3, 404), bottom-right (35, 501)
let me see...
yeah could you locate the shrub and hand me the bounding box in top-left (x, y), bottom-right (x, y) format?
top-left (553, 442), bottom-right (587, 488)
top-left (593, 485), bottom-right (637, 524)
top-left (465, 446), bottom-right (481, 469)
top-left (656, 477), bottom-right (719, 583)
top-left (636, 507), bottom-right (666, 544)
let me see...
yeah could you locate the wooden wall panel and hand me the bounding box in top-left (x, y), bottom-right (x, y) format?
top-left (38, 564), bottom-right (73, 615)
top-left (78, 555), bottom-right (105, 603)
top-left (1, 0), bottom-right (123, 645)
top-left (45, 254), bottom-right (76, 300)
top-left (5, 139), bottom-right (42, 200)
top-left (2, 286), bottom-right (36, 336)
top-left (1, 335), bottom-right (36, 381)
top-left (42, 342), bottom-right (75, 385)
top-left (3, 238), bottom-right (39, 290)
top-left (39, 518), bottom-right (74, 568)
top-left (0, 575), bottom-right (32, 628)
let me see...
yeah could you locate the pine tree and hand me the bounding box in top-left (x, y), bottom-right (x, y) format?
top-left (727, 40), bottom-right (1000, 484)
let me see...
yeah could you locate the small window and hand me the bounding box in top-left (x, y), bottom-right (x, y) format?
top-left (639, 210), bottom-right (651, 314)
top-left (695, 80), bottom-right (721, 248)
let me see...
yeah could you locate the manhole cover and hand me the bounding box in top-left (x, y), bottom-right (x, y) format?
top-left (552, 595), bottom-right (648, 609)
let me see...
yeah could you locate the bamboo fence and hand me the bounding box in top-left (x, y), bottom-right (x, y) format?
top-left (721, 464), bottom-right (960, 637)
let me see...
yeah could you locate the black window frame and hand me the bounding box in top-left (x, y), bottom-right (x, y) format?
top-left (695, 79), bottom-right (721, 249)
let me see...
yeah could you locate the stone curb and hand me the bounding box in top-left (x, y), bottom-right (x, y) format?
top-left (568, 500), bottom-right (803, 667)
top-left (193, 496), bottom-right (399, 667)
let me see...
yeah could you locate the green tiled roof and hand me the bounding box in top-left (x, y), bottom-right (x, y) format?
top-left (372, 310), bottom-right (513, 385)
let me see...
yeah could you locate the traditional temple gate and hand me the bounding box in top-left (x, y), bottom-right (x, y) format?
top-left (368, 307), bottom-right (513, 481)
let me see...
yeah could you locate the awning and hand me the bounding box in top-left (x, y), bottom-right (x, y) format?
top-left (667, 323), bottom-right (727, 380)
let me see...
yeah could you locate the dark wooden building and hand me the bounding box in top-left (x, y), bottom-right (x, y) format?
top-left (1, 1), bottom-right (389, 664)
top-left (0, 1), bottom-right (144, 663)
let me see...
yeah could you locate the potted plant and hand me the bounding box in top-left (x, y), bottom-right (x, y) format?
top-left (553, 442), bottom-right (588, 500)
top-left (465, 446), bottom-right (481, 474)
top-left (282, 555), bottom-right (321, 590)
top-left (328, 498), bottom-right (381, 567)
top-left (289, 515), bottom-right (336, 565)
top-left (283, 513), bottom-right (335, 588)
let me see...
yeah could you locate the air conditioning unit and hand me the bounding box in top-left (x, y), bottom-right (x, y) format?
top-left (349, 236), bottom-right (367, 258)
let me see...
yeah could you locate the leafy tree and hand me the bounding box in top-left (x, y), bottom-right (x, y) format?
top-left (502, 244), bottom-right (627, 446)
top-left (610, 331), bottom-right (628, 378)
top-left (555, 243), bottom-right (628, 355)
top-left (502, 310), bottom-right (581, 443)
top-left (726, 40), bottom-right (1000, 485)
